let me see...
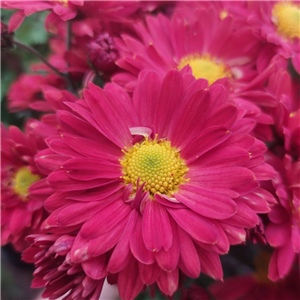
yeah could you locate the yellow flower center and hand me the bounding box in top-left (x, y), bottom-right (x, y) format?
top-left (12, 167), bottom-right (40, 201)
top-left (120, 136), bottom-right (188, 196)
top-left (177, 54), bottom-right (231, 85)
top-left (272, 2), bottom-right (300, 39)
top-left (220, 10), bottom-right (228, 20)
top-left (58, 0), bottom-right (68, 7)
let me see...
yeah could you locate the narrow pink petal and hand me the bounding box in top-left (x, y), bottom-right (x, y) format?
top-left (189, 167), bottom-right (258, 194)
top-left (223, 199), bottom-right (259, 228)
top-left (48, 169), bottom-right (117, 191)
top-left (192, 146), bottom-right (251, 168)
top-left (268, 249), bottom-right (280, 281)
top-left (181, 126), bottom-right (230, 163)
top-left (155, 219), bottom-right (180, 272)
top-left (157, 268), bottom-right (179, 296)
top-left (265, 221), bottom-right (290, 248)
top-left (133, 70), bottom-right (162, 128)
top-left (45, 191), bottom-right (75, 212)
top-left (8, 10), bottom-right (26, 32)
top-left (177, 225), bottom-right (200, 278)
top-left (220, 223), bottom-right (246, 245)
top-left (203, 105), bottom-right (238, 129)
top-left (154, 70), bottom-right (183, 138)
top-left (175, 185), bottom-right (237, 219)
top-left (118, 257), bottom-right (144, 300)
top-left (130, 216), bottom-right (155, 264)
top-left (196, 246), bottom-right (223, 280)
top-left (80, 200), bottom-right (131, 239)
top-left (168, 89), bottom-right (211, 148)
top-left (43, 201), bottom-right (100, 229)
top-left (277, 241), bottom-right (296, 279)
top-left (62, 133), bottom-right (122, 162)
top-left (84, 85), bottom-right (132, 148)
top-left (82, 255), bottom-right (107, 280)
top-left (9, 207), bottom-right (32, 234)
top-left (142, 199), bottom-right (172, 252)
top-left (107, 211), bottom-right (138, 273)
top-left (63, 158), bottom-right (121, 181)
top-left (138, 262), bottom-right (161, 285)
top-left (168, 208), bottom-right (219, 244)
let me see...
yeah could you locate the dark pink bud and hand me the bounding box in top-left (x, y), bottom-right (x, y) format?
top-left (1, 22), bottom-right (14, 50)
top-left (88, 33), bottom-right (119, 75)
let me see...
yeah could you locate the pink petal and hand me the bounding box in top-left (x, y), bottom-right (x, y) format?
top-left (142, 199), bottom-right (173, 252)
top-left (8, 10), bottom-right (26, 32)
top-left (82, 255), bottom-right (107, 280)
top-left (118, 257), bottom-right (144, 300)
top-left (196, 246), bottom-right (223, 280)
top-left (154, 70), bottom-right (183, 138)
top-left (80, 200), bottom-right (131, 239)
top-left (138, 262), bottom-right (161, 285)
top-left (175, 185), bottom-right (237, 219)
top-left (107, 211), bottom-right (138, 273)
top-left (133, 70), bottom-right (162, 128)
top-left (265, 221), bottom-right (290, 247)
top-left (130, 216), bottom-right (155, 264)
top-left (157, 268), bottom-right (179, 296)
top-left (177, 225), bottom-right (200, 278)
top-left (168, 208), bottom-right (219, 244)
top-left (155, 219), bottom-right (180, 272)
top-left (63, 158), bottom-right (121, 181)
top-left (181, 126), bottom-right (230, 163)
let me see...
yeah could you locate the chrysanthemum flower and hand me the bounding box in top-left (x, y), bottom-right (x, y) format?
top-left (33, 69), bottom-right (275, 299)
top-left (22, 234), bottom-right (106, 300)
top-left (248, 1), bottom-right (300, 73)
top-left (264, 152), bottom-right (299, 281)
top-left (1, 122), bottom-right (50, 251)
top-left (7, 73), bottom-right (65, 112)
top-left (112, 6), bottom-right (281, 139)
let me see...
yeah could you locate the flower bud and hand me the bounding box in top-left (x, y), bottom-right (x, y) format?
top-left (88, 33), bottom-right (119, 75)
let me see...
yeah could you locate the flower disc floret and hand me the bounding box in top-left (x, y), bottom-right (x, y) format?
top-left (121, 136), bottom-right (188, 195)
top-left (272, 2), bottom-right (300, 39)
top-left (177, 54), bottom-right (231, 85)
top-left (12, 166), bottom-right (40, 201)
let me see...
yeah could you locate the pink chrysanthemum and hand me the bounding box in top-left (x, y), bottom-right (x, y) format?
top-left (112, 6), bottom-right (285, 139)
top-left (264, 152), bottom-right (300, 281)
top-left (1, 122), bottom-right (50, 251)
top-left (248, 1), bottom-right (300, 73)
top-left (22, 234), bottom-right (106, 300)
top-left (34, 70), bottom-right (275, 299)
top-left (7, 73), bottom-right (65, 112)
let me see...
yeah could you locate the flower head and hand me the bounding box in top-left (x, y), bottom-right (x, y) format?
top-left (33, 69), bottom-right (276, 299)
top-left (1, 122), bottom-right (50, 251)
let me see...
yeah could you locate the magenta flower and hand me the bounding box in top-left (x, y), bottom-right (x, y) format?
top-left (34, 70), bottom-right (275, 299)
top-left (112, 6), bottom-right (284, 140)
top-left (248, 1), bottom-right (300, 73)
top-left (1, 123), bottom-right (50, 251)
top-left (264, 152), bottom-right (300, 281)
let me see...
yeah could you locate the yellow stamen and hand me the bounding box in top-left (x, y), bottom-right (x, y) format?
top-left (12, 167), bottom-right (40, 201)
top-left (120, 136), bottom-right (188, 196)
top-left (177, 54), bottom-right (231, 85)
top-left (58, 0), bottom-right (68, 7)
top-left (220, 10), bottom-right (228, 20)
top-left (272, 2), bottom-right (300, 39)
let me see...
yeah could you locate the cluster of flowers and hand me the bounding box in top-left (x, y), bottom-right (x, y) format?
top-left (1, 1), bottom-right (299, 300)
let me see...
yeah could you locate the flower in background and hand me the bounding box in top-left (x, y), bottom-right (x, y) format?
top-left (1, 122), bottom-right (50, 251)
top-left (264, 153), bottom-right (299, 281)
top-left (33, 69), bottom-right (275, 299)
top-left (248, 1), bottom-right (300, 73)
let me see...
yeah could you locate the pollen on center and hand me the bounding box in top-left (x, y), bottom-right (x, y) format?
top-left (120, 136), bottom-right (188, 196)
top-left (272, 2), bottom-right (300, 40)
top-left (12, 166), bottom-right (41, 201)
top-left (177, 54), bottom-right (231, 85)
